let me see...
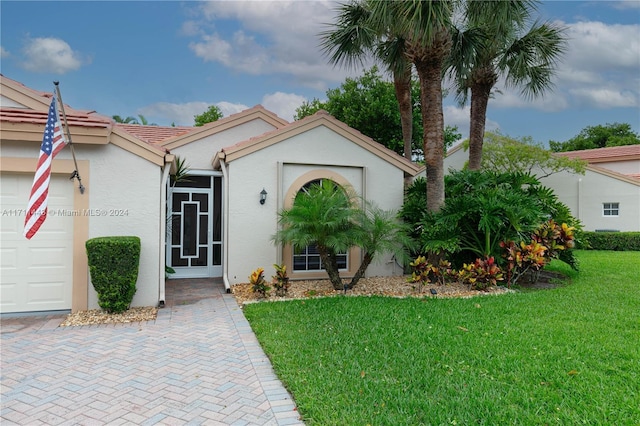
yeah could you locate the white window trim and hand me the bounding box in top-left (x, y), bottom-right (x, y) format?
top-left (602, 202), bottom-right (620, 217)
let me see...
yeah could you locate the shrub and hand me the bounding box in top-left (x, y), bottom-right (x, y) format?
top-left (458, 256), bottom-right (504, 291)
top-left (579, 232), bottom-right (640, 251)
top-left (401, 170), bottom-right (582, 270)
top-left (250, 267), bottom-right (270, 298)
top-left (86, 236), bottom-right (141, 313)
top-left (272, 263), bottom-right (290, 297)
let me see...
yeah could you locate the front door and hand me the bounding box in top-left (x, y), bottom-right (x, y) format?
top-left (168, 174), bottom-right (222, 278)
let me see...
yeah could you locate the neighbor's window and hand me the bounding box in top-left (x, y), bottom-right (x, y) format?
top-left (292, 179), bottom-right (348, 272)
top-left (603, 202), bottom-right (619, 216)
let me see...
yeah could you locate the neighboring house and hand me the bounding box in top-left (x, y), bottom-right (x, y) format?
top-left (442, 143), bottom-right (640, 232)
top-left (0, 75), bottom-right (419, 314)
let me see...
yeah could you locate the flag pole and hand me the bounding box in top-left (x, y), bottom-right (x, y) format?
top-left (53, 81), bottom-right (85, 194)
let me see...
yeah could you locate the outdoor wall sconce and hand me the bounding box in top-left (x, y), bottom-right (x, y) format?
top-left (260, 188), bottom-right (268, 205)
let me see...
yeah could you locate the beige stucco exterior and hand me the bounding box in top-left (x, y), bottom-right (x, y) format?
top-left (1, 75), bottom-right (170, 313)
top-left (1, 76), bottom-right (418, 313)
top-left (217, 112), bottom-right (418, 285)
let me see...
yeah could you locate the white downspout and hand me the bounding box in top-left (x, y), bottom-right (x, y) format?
top-left (159, 157), bottom-right (172, 307)
top-left (577, 178), bottom-right (583, 221)
top-left (220, 158), bottom-right (231, 292)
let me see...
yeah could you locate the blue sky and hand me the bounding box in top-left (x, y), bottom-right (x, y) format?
top-left (2, 1), bottom-right (639, 146)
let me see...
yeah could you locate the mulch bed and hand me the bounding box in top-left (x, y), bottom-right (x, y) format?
top-left (232, 275), bottom-right (512, 306)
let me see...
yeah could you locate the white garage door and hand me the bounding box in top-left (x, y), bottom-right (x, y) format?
top-left (1, 173), bottom-right (74, 313)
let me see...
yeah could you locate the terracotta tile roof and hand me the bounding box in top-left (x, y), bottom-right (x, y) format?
top-left (115, 124), bottom-right (195, 145)
top-left (0, 107), bottom-right (112, 129)
top-left (554, 145), bottom-right (640, 162)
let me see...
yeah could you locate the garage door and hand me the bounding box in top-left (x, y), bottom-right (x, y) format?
top-left (1, 173), bottom-right (74, 313)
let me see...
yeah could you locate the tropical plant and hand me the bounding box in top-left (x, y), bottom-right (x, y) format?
top-left (112, 114), bottom-right (157, 125)
top-left (320, 2), bottom-right (414, 159)
top-left (194, 105), bottom-right (223, 127)
top-left (447, 0), bottom-right (567, 170)
top-left (477, 131), bottom-right (587, 178)
top-left (272, 263), bottom-right (290, 297)
top-left (273, 180), bottom-right (413, 290)
top-left (457, 256), bottom-right (503, 290)
top-left (404, 170), bottom-right (580, 268)
top-left (323, 0), bottom-right (454, 212)
top-left (250, 267), bottom-right (270, 298)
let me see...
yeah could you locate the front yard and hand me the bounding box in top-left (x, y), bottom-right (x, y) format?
top-left (243, 250), bottom-right (640, 424)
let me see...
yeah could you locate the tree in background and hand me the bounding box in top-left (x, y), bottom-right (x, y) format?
top-left (194, 105), bottom-right (223, 127)
top-left (549, 123), bottom-right (640, 152)
top-left (295, 67), bottom-right (461, 161)
top-left (477, 131), bottom-right (586, 177)
top-left (447, 0), bottom-right (567, 170)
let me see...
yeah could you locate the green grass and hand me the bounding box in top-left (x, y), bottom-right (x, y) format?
top-left (244, 251), bottom-right (640, 425)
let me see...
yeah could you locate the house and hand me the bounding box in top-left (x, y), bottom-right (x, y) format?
top-left (0, 75), bottom-right (419, 314)
top-left (442, 143), bottom-right (640, 232)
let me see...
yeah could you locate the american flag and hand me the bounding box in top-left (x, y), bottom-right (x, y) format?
top-left (24, 96), bottom-right (68, 239)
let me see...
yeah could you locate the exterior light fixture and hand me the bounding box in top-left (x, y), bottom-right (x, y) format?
top-left (260, 188), bottom-right (267, 205)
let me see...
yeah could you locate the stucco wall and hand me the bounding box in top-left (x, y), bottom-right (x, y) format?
top-left (1, 141), bottom-right (163, 309)
top-left (225, 125), bottom-right (407, 285)
top-left (443, 145), bottom-right (640, 232)
top-left (540, 170), bottom-right (640, 232)
top-left (171, 120), bottom-right (278, 170)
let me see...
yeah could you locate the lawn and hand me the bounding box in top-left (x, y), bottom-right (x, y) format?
top-left (243, 250), bottom-right (640, 425)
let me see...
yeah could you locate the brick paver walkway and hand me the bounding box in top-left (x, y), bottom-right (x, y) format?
top-left (1, 279), bottom-right (303, 425)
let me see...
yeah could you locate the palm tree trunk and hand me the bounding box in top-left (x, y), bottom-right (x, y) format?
top-left (348, 252), bottom-right (373, 289)
top-left (414, 55), bottom-right (447, 213)
top-left (468, 83), bottom-right (492, 171)
top-left (393, 66), bottom-right (413, 160)
top-left (317, 245), bottom-right (344, 290)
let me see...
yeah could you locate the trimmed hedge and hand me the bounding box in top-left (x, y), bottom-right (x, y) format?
top-left (86, 236), bottom-right (141, 313)
top-left (579, 232), bottom-right (640, 251)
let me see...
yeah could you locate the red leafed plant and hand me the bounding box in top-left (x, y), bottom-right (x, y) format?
top-left (458, 256), bottom-right (503, 291)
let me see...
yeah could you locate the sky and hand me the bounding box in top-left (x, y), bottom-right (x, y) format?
top-left (1, 1), bottom-right (639, 146)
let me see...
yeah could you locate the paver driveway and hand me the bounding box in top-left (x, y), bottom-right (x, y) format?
top-left (1, 279), bottom-right (303, 425)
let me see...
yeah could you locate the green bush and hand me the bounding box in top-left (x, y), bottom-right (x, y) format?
top-left (579, 232), bottom-right (640, 251)
top-left (86, 236), bottom-right (141, 313)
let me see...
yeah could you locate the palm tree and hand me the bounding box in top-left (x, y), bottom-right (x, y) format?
top-left (323, 0), bottom-right (454, 212)
top-left (448, 0), bottom-right (567, 170)
top-left (320, 1), bottom-right (414, 160)
top-left (112, 115), bottom-right (139, 124)
top-left (273, 181), bottom-right (412, 290)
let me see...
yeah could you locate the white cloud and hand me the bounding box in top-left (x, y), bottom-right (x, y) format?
top-left (0, 46), bottom-right (9, 58)
top-left (443, 105), bottom-right (499, 142)
top-left (569, 88), bottom-right (637, 108)
top-left (554, 20), bottom-right (640, 109)
top-left (216, 101), bottom-right (249, 117)
top-left (21, 37), bottom-right (87, 74)
top-left (261, 92), bottom-right (306, 121)
top-left (185, 0), bottom-right (358, 90)
top-left (138, 101), bottom-right (210, 126)
top-left (138, 101), bottom-right (250, 126)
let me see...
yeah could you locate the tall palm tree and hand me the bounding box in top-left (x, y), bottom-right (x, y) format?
top-left (323, 0), bottom-right (454, 212)
top-left (369, 1), bottom-right (454, 212)
top-left (320, 1), bottom-right (414, 160)
top-left (448, 0), bottom-right (567, 170)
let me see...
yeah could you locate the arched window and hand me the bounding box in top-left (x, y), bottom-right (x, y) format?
top-left (292, 179), bottom-right (348, 272)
